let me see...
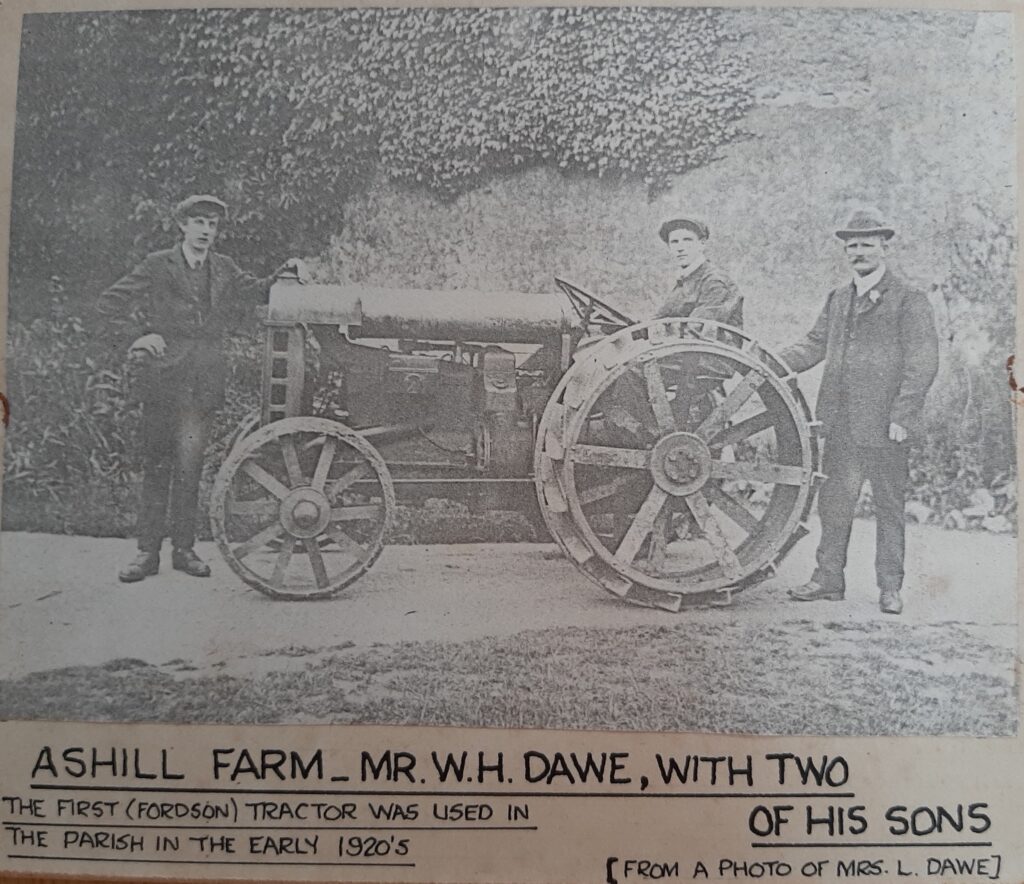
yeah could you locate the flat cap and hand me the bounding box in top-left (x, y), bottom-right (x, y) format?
top-left (659, 216), bottom-right (709, 243)
top-left (174, 194), bottom-right (228, 221)
top-left (835, 207), bottom-right (895, 240)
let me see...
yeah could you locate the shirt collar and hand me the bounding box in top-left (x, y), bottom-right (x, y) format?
top-left (853, 264), bottom-right (886, 296)
top-left (181, 242), bottom-right (209, 270)
top-left (677, 257), bottom-right (707, 280)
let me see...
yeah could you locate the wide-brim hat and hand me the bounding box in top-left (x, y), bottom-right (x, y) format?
top-left (659, 216), bottom-right (709, 243)
top-left (174, 194), bottom-right (228, 221)
top-left (835, 207), bottom-right (895, 240)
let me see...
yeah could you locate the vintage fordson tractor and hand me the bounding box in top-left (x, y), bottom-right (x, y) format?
top-left (210, 276), bottom-right (821, 610)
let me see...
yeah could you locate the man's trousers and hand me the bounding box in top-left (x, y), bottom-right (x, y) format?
top-left (811, 436), bottom-right (909, 594)
top-left (136, 394), bottom-right (210, 554)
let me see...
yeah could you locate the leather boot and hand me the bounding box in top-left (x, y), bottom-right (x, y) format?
top-left (879, 588), bottom-right (903, 615)
top-left (119, 551), bottom-right (160, 583)
top-left (171, 547), bottom-right (211, 578)
top-left (788, 579), bottom-right (844, 602)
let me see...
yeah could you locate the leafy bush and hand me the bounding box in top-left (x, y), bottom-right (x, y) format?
top-left (899, 206), bottom-right (1018, 530)
top-left (936, 206), bottom-right (1016, 475)
top-left (2, 309), bottom-right (264, 537)
top-left (4, 302), bottom-right (139, 509)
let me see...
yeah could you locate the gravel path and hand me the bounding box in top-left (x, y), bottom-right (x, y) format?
top-left (0, 520), bottom-right (1015, 681)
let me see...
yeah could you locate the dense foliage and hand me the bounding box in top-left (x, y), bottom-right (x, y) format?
top-left (938, 207), bottom-right (1017, 476)
top-left (2, 307), bottom-right (258, 536)
top-left (907, 207), bottom-right (1017, 531)
top-left (10, 7), bottom-right (752, 304)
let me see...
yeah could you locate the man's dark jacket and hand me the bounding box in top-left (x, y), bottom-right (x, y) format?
top-left (656, 261), bottom-right (743, 328)
top-left (778, 270), bottom-right (939, 447)
top-left (100, 247), bottom-right (275, 411)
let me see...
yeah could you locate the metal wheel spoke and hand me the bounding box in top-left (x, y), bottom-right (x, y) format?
top-left (648, 507), bottom-right (669, 570)
top-left (311, 436), bottom-right (338, 491)
top-left (710, 460), bottom-right (806, 486)
top-left (280, 437), bottom-right (304, 487)
top-left (232, 523), bottom-right (284, 560)
top-left (615, 486), bottom-right (669, 563)
top-left (304, 539), bottom-right (330, 588)
top-left (270, 542), bottom-right (294, 588)
top-left (580, 473), bottom-right (643, 506)
top-left (571, 444), bottom-right (650, 470)
top-left (703, 482), bottom-right (761, 535)
top-left (326, 525), bottom-right (370, 562)
top-left (228, 498), bottom-right (279, 519)
top-left (298, 434), bottom-right (326, 454)
top-left (643, 360), bottom-right (676, 434)
top-left (241, 461), bottom-right (290, 500)
top-left (603, 405), bottom-right (645, 438)
top-left (695, 371), bottom-right (766, 442)
top-left (330, 504), bottom-right (384, 522)
top-left (709, 410), bottom-right (774, 448)
top-left (684, 491), bottom-right (743, 579)
top-left (327, 463), bottom-right (368, 501)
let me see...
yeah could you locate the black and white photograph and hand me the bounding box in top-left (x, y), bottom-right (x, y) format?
top-left (0, 4), bottom-right (1016, 737)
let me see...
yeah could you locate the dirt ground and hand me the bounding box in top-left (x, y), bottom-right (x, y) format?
top-left (0, 519), bottom-right (1017, 735)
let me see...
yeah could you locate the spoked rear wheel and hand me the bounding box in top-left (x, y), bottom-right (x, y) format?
top-left (535, 319), bottom-right (820, 610)
top-left (211, 417), bottom-right (394, 600)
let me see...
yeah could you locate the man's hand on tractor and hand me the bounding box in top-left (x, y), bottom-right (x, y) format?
top-left (275, 257), bottom-right (311, 283)
top-left (888, 422), bottom-right (907, 443)
top-left (129, 333), bottom-right (166, 358)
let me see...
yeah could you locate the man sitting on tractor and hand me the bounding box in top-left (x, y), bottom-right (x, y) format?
top-left (656, 215), bottom-right (743, 329)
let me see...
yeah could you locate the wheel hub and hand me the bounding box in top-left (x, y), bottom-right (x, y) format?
top-left (280, 487), bottom-right (332, 538)
top-left (650, 432), bottom-right (712, 496)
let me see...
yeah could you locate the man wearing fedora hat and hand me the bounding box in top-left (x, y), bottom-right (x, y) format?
top-left (779, 208), bottom-right (938, 614)
top-left (100, 195), bottom-right (307, 583)
top-left (656, 216), bottom-right (743, 327)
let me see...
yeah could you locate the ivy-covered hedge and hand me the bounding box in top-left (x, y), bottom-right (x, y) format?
top-left (11, 7), bottom-right (753, 307)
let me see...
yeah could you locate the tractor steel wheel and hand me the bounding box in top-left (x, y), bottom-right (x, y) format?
top-left (535, 319), bottom-right (820, 611)
top-left (223, 409), bottom-right (261, 453)
top-left (211, 417), bottom-right (394, 600)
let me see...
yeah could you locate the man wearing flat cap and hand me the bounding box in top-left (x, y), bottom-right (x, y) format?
top-left (656, 216), bottom-right (743, 327)
top-left (779, 208), bottom-right (938, 614)
top-left (654, 215), bottom-right (744, 437)
top-left (610, 216), bottom-right (744, 548)
top-left (100, 195), bottom-right (306, 583)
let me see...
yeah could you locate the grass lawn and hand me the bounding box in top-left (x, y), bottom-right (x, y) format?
top-left (0, 619), bottom-right (1013, 736)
